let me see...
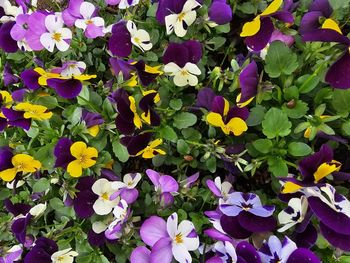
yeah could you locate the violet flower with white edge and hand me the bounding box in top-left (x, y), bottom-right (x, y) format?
top-left (146, 169), bottom-right (179, 206)
top-left (278, 196), bottom-right (308, 232)
top-left (139, 212), bottom-right (199, 263)
top-left (206, 177), bottom-right (233, 200)
top-left (74, 2), bottom-right (105, 39)
top-left (126, 20), bottom-right (152, 52)
top-left (40, 13), bottom-right (72, 52)
top-left (164, 0), bottom-right (201, 37)
top-left (91, 178), bottom-right (119, 215)
top-left (110, 173), bottom-right (142, 204)
top-left (105, 199), bottom-right (130, 240)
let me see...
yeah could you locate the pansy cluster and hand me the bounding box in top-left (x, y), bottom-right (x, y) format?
top-left (1, 0), bottom-right (350, 262)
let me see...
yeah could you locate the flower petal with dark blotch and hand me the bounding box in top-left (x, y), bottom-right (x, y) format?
top-left (47, 78), bottom-right (82, 99)
top-left (220, 214), bottom-right (252, 239)
top-left (245, 17), bottom-right (274, 51)
top-left (237, 211), bottom-right (277, 233)
top-left (120, 133), bottom-right (152, 156)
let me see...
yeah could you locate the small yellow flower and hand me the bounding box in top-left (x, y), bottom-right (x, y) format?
top-left (206, 112), bottom-right (248, 136)
top-left (67, 142), bottom-right (98, 177)
top-left (136, 139), bottom-right (166, 159)
top-left (15, 102), bottom-right (53, 120)
top-left (0, 154), bottom-right (41, 182)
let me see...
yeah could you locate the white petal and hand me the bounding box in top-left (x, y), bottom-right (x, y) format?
top-left (183, 236), bottom-right (199, 251)
top-left (126, 20), bottom-right (138, 35)
top-left (60, 28), bottom-right (72, 40)
top-left (75, 19), bottom-right (87, 30)
top-left (29, 203), bottom-right (47, 217)
top-left (45, 14), bottom-right (63, 32)
top-left (80, 2), bottom-right (95, 19)
top-left (184, 63), bottom-right (201, 75)
top-left (178, 220), bottom-right (195, 237)
top-left (172, 243), bottom-right (192, 263)
top-left (91, 17), bottom-right (105, 27)
top-left (164, 62), bottom-right (181, 75)
top-left (167, 212), bottom-right (178, 238)
top-left (56, 39), bottom-right (70, 52)
top-left (182, 0), bottom-right (201, 12)
top-left (183, 10), bottom-right (197, 28)
top-left (111, 181), bottom-right (127, 190)
top-left (173, 72), bottom-right (191, 87)
top-left (174, 20), bottom-right (187, 38)
top-left (92, 221), bottom-right (108, 233)
top-left (40, 33), bottom-right (55, 52)
top-left (277, 222), bottom-right (296, 232)
top-left (93, 199), bottom-right (114, 215)
top-left (165, 14), bottom-right (177, 35)
top-left (92, 178), bottom-right (111, 195)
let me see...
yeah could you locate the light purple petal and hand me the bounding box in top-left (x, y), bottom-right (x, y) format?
top-left (159, 175), bottom-right (179, 193)
top-left (140, 216), bottom-right (168, 247)
top-left (130, 246), bottom-right (151, 263)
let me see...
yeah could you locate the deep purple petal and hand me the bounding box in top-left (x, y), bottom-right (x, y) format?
top-left (209, 0), bottom-right (232, 25)
top-left (4, 199), bottom-right (31, 216)
top-left (320, 222), bottom-right (350, 251)
top-left (286, 248), bottom-right (321, 263)
top-left (109, 58), bottom-right (134, 80)
top-left (302, 29), bottom-right (350, 46)
top-left (293, 223), bottom-right (318, 248)
top-left (163, 43), bottom-right (189, 68)
top-left (271, 11), bottom-right (294, 24)
top-left (0, 22), bottom-right (18, 53)
top-left (325, 52), bottom-right (350, 89)
top-left (109, 21), bottom-right (132, 57)
top-left (310, 0), bottom-right (332, 16)
top-left (238, 61), bottom-right (259, 103)
top-left (120, 133), bottom-right (152, 156)
top-left (73, 191), bottom-right (98, 218)
top-left (0, 146), bottom-right (13, 171)
top-left (88, 229), bottom-right (106, 247)
top-left (236, 241), bottom-right (261, 263)
top-left (196, 87), bottom-right (216, 110)
top-left (226, 106), bottom-right (250, 121)
top-left (220, 214), bottom-right (252, 239)
top-left (237, 211), bottom-right (277, 233)
top-left (20, 69), bottom-right (41, 90)
top-left (299, 11), bottom-right (323, 34)
top-left (245, 17), bottom-right (274, 51)
top-left (47, 78), bottom-right (82, 99)
top-left (54, 138), bottom-right (74, 169)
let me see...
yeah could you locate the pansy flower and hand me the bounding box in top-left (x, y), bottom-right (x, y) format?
top-left (1, 107), bottom-right (31, 131)
top-left (259, 235), bottom-right (320, 263)
top-left (206, 176), bottom-right (233, 200)
top-left (81, 109), bottom-right (104, 137)
top-left (139, 212), bottom-right (199, 263)
top-left (163, 40), bottom-right (202, 87)
top-left (240, 0), bottom-right (294, 51)
top-left (51, 248), bottom-right (78, 263)
top-left (110, 173), bottom-right (142, 204)
top-left (23, 237), bottom-right (58, 263)
top-left (281, 144), bottom-right (341, 194)
top-left (14, 102), bottom-right (52, 120)
top-left (105, 199), bottom-right (130, 240)
top-left (3, 62), bottom-right (19, 86)
top-left (126, 21), bottom-right (152, 52)
top-left (278, 196), bottom-right (309, 232)
top-left (236, 61), bottom-right (259, 108)
top-left (0, 245), bottom-right (23, 263)
top-left (219, 192), bottom-right (276, 239)
top-left (206, 96), bottom-right (249, 136)
top-left (0, 152), bottom-right (41, 182)
top-left (146, 169), bottom-right (179, 206)
top-left (54, 138), bottom-right (98, 177)
top-left (72, 176), bottom-right (98, 218)
top-left (207, 0), bottom-right (232, 26)
top-left (121, 133), bottom-right (166, 159)
top-left (302, 16), bottom-right (350, 89)
top-left (91, 178), bottom-right (119, 215)
top-left (40, 13), bottom-right (72, 52)
top-left (139, 90), bottom-right (161, 126)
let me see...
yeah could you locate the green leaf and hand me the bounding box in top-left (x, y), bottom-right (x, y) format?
top-left (246, 105), bottom-right (266, 126)
top-left (169, 99), bottom-right (183, 110)
top-left (288, 142), bottom-right (312, 157)
top-left (332, 89), bottom-right (350, 116)
top-left (206, 156), bottom-right (217, 173)
top-left (159, 125), bottom-right (178, 142)
top-left (33, 178), bottom-right (50, 193)
top-left (329, 0), bottom-right (350, 10)
top-left (112, 141), bottom-right (129, 163)
top-left (282, 100), bottom-right (309, 119)
top-left (339, 256), bottom-right (350, 263)
top-left (173, 112), bottom-right (197, 129)
top-left (298, 74), bottom-right (320, 94)
top-left (268, 157), bottom-right (288, 177)
top-left (177, 139), bottom-right (190, 155)
top-left (252, 139), bottom-right (273, 154)
top-left (265, 41), bottom-right (299, 78)
top-left (262, 108), bottom-right (292, 139)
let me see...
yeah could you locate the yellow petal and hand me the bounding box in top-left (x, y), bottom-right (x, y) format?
top-left (0, 168), bottom-right (17, 182)
top-left (126, 75), bottom-right (138, 87)
top-left (73, 74), bottom-right (97, 81)
top-left (322, 18), bottom-right (342, 35)
top-left (149, 139), bottom-right (163, 148)
top-left (12, 154), bottom-right (41, 172)
top-left (261, 0), bottom-right (283, 16)
top-left (141, 112), bottom-right (151, 125)
top-left (145, 65), bottom-right (163, 75)
top-left (240, 16), bottom-right (261, 37)
top-left (154, 149), bottom-right (166, 155)
top-left (304, 127), bottom-right (311, 139)
top-left (225, 117), bottom-right (248, 136)
top-left (80, 158), bottom-right (96, 169)
top-left (85, 146), bottom-right (98, 159)
top-left (88, 125), bottom-right (100, 137)
top-left (67, 160), bottom-right (83, 177)
top-left (141, 147), bottom-right (156, 159)
top-left (236, 93), bottom-right (255, 108)
top-left (70, 142), bottom-right (88, 158)
top-left (281, 181), bottom-right (303, 194)
top-left (223, 98), bottom-right (230, 116)
top-left (0, 91), bottom-right (13, 104)
top-left (314, 161), bottom-right (341, 183)
top-left (207, 112), bottom-right (225, 128)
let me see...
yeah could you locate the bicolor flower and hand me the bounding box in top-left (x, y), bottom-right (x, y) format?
top-left (105, 0), bottom-right (139, 8)
top-left (302, 16), bottom-right (350, 89)
top-left (23, 237), bottom-right (58, 263)
top-left (146, 169), bottom-right (179, 206)
top-left (0, 245), bottom-right (23, 263)
top-left (281, 144), bottom-right (341, 194)
top-left (92, 178), bottom-right (119, 215)
top-left (259, 235), bottom-right (320, 263)
top-left (1, 107), bottom-right (31, 130)
top-left (206, 96), bottom-right (249, 136)
top-left (139, 212), bottom-right (199, 263)
top-left (208, 0), bottom-right (232, 26)
top-left (278, 196), bottom-right (309, 232)
top-left (66, 141), bottom-right (98, 177)
top-left (236, 61), bottom-right (259, 107)
top-left (163, 40), bottom-right (202, 87)
top-left (51, 248), bottom-right (78, 263)
top-left (206, 177), bottom-right (233, 200)
top-left (110, 173), bottom-right (142, 204)
top-left (105, 199), bottom-right (130, 240)
top-left (219, 192), bottom-right (276, 239)
top-left (81, 109), bottom-right (104, 137)
top-left (127, 20), bottom-right (152, 52)
top-left (139, 90), bottom-right (161, 126)
top-left (14, 102), bottom-right (52, 120)
top-left (180, 172), bottom-right (199, 189)
top-left (40, 13), bottom-right (72, 52)
top-left (0, 153), bottom-right (41, 182)
top-left (240, 0), bottom-right (294, 51)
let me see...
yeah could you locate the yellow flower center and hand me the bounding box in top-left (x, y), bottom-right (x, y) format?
top-left (180, 69), bottom-right (189, 76)
top-left (78, 154), bottom-right (88, 164)
top-left (52, 32), bottom-right (62, 42)
top-left (86, 19), bottom-right (93, 25)
top-left (101, 192), bottom-right (109, 200)
top-left (57, 256), bottom-right (65, 262)
top-left (134, 37), bottom-right (141, 44)
top-left (178, 12), bottom-right (186, 21)
top-left (174, 233), bottom-right (183, 244)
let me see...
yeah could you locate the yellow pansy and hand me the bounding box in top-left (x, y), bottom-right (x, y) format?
top-left (136, 139), bottom-right (166, 159)
top-left (67, 142), bottom-right (98, 177)
top-left (129, 96), bottom-right (142, 129)
top-left (240, 0), bottom-right (283, 37)
top-left (15, 102), bottom-right (53, 120)
top-left (313, 161), bottom-right (341, 183)
top-left (0, 154), bottom-right (41, 182)
top-left (206, 112), bottom-right (248, 136)
top-left (236, 93), bottom-right (255, 108)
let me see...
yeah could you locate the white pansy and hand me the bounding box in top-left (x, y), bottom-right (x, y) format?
top-left (92, 221), bottom-right (108, 234)
top-left (51, 248), bottom-right (78, 263)
top-left (29, 202), bottom-right (47, 217)
top-left (0, 0), bottom-right (23, 22)
top-left (108, 199), bottom-right (129, 230)
top-left (164, 62), bottom-right (201, 87)
top-left (118, 0), bottom-right (140, 9)
top-left (126, 21), bottom-right (152, 52)
top-left (74, 2), bottom-right (104, 31)
top-left (40, 14), bottom-right (72, 52)
top-left (278, 196), bottom-right (308, 232)
top-left (111, 173), bottom-right (142, 190)
top-left (214, 177), bottom-right (233, 200)
top-left (167, 212), bottom-right (199, 263)
top-left (92, 178), bottom-right (119, 215)
top-left (165, 0), bottom-right (201, 37)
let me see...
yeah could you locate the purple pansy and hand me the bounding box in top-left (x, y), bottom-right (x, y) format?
top-left (2, 107), bottom-right (31, 130)
top-left (0, 21), bottom-right (18, 53)
top-left (24, 237), bottom-right (58, 263)
top-left (206, 176), bottom-right (233, 200)
top-left (20, 69), bottom-right (41, 90)
top-left (109, 21), bottom-right (132, 57)
top-left (81, 109), bottom-right (104, 137)
top-left (208, 0), bottom-right (232, 26)
top-left (146, 169), bottom-right (179, 206)
top-left (53, 138), bottom-right (75, 169)
top-left (3, 63), bottom-right (19, 86)
top-left (237, 60), bottom-right (259, 108)
top-left (300, 0), bottom-right (333, 34)
top-left (110, 173), bottom-right (142, 204)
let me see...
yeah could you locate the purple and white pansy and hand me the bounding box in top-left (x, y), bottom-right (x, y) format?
top-left (110, 172), bottom-right (142, 204)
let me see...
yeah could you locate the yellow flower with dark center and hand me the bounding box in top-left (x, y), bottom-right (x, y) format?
top-left (67, 142), bottom-right (98, 177)
top-left (15, 102), bottom-right (53, 120)
top-left (136, 139), bottom-right (166, 159)
top-left (0, 154), bottom-right (41, 182)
